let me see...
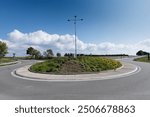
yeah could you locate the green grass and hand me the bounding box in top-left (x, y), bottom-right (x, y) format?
top-left (30, 57), bottom-right (122, 75)
top-left (134, 56), bottom-right (150, 63)
top-left (0, 58), bottom-right (15, 64)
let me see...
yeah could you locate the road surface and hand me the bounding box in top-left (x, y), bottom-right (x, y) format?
top-left (0, 58), bottom-right (150, 100)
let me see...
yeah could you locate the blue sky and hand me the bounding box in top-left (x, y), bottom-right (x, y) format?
top-left (0, 0), bottom-right (150, 56)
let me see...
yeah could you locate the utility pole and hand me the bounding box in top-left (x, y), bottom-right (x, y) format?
top-left (68, 16), bottom-right (83, 58)
top-left (148, 53), bottom-right (150, 60)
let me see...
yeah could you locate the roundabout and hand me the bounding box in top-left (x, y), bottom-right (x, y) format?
top-left (12, 61), bottom-right (140, 82)
top-left (0, 58), bottom-right (150, 99)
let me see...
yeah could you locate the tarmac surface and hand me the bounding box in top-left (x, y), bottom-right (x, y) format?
top-left (0, 58), bottom-right (150, 100)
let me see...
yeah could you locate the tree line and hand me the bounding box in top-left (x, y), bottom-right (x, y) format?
top-left (26, 47), bottom-right (62, 59)
top-left (1, 40), bottom-right (149, 59)
top-left (0, 41), bottom-right (61, 59)
top-left (136, 50), bottom-right (150, 60)
top-left (136, 50), bottom-right (149, 56)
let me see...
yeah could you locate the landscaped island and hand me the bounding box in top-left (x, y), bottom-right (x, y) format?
top-left (30, 57), bottom-right (122, 75)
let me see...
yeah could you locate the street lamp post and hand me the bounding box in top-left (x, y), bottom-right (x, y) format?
top-left (68, 16), bottom-right (83, 58)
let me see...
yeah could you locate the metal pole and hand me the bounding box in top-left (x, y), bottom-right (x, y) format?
top-left (74, 16), bottom-right (77, 58)
top-left (68, 16), bottom-right (83, 58)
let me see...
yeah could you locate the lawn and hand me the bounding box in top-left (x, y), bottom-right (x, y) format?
top-left (30, 57), bottom-right (122, 75)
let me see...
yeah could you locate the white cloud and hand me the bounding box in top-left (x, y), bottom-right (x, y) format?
top-left (0, 29), bottom-right (150, 56)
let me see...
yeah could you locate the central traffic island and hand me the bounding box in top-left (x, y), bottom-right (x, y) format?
top-left (29, 57), bottom-right (122, 75)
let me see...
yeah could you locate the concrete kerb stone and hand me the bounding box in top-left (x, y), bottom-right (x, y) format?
top-left (11, 61), bottom-right (141, 82)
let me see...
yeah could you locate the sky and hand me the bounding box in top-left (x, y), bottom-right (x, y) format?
top-left (1, 0), bottom-right (150, 56)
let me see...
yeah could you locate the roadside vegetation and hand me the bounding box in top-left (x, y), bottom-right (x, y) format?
top-left (134, 56), bottom-right (150, 63)
top-left (0, 58), bottom-right (15, 64)
top-left (136, 50), bottom-right (149, 56)
top-left (30, 57), bottom-right (122, 75)
top-left (0, 41), bottom-right (8, 58)
top-left (135, 50), bottom-right (150, 63)
top-left (0, 41), bottom-right (122, 71)
top-left (0, 41), bottom-right (14, 65)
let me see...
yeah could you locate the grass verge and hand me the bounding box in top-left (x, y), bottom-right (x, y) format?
top-left (0, 58), bottom-right (15, 64)
top-left (134, 56), bottom-right (150, 63)
top-left (30, 57), bottom-right (122, 75)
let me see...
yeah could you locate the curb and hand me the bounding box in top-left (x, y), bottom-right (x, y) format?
top-left (11, 62), bottom-right (141, 82)
top-left (0, 61), bottom-right (20, 66)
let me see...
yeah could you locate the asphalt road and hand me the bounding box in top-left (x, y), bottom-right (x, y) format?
top-left (0, 58), bottom-right (150, 100)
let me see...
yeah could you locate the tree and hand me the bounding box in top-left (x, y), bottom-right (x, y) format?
top-left (43, 49), bottom-right (54, 58)
top-left (56, 53), bottom-right (61, 57)
top-left (64, 53), bottom-right (68, 57)
top-left (26, 47), bottom-right (34, 58)
top-left (64, 53), bottom-right (74, 57)
top-left (0, 41), bottom-right (8, 58)
top-left (33, 49), bottom-right (41, 59)
top-left (136, 50), bottom-right (148, 56)
top-left (26, 47), bottom-right (41, 59)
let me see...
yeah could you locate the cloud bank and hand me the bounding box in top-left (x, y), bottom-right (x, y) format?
top-left (1, 29), bottom-right (150, 56)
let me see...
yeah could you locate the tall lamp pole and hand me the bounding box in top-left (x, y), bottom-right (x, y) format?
top-left (68, 16), bottom-right (83, 58)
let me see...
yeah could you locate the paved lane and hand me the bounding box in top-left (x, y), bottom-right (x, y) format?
top-left (0, 58), bottom-right (150, 100)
